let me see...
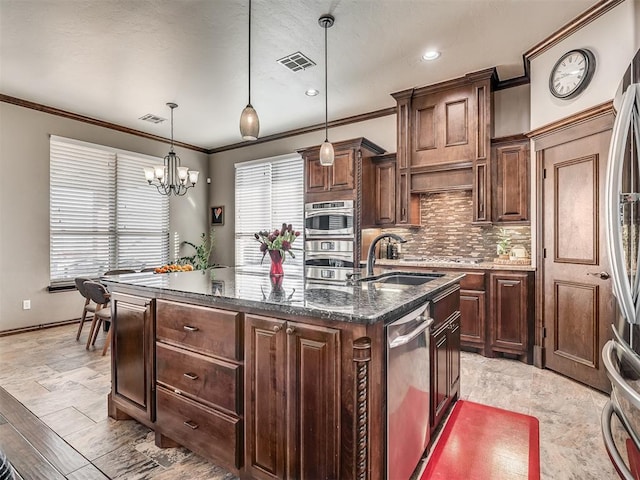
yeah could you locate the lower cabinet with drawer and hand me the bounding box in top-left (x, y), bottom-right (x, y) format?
top-left (154, 299), bottom-right (244, 473)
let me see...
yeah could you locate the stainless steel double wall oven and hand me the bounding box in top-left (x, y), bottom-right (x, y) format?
top-left (304, 200), bottom-right (355, 282)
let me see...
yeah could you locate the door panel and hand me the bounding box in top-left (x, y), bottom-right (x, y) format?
top-left (542, 128), bottom-right (614, 392)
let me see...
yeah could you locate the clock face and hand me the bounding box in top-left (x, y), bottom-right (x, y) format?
top-left (549, 49), bottom-right (596, 99)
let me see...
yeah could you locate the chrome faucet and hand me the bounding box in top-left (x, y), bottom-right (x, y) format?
top-left (366, 233), bottom-right (407, 277)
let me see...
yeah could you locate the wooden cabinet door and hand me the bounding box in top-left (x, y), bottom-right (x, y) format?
top-left (411, 85), bottom-right (475, 168)
top-left (111, 293), bottom-right (154, 422)
top-left (285, 322), bottom-right (340, 480)
top-left (328, 149), bottom-right (355, 191)
top-left (448, 313), bottom-right (461, 401)
top-left (459, 290), bottom-right (485, 351)
top-left (430, 321), bottom-right (450, 430)
top-left (494, 141), bottom-right (529, 222)
top-left (490, 273), bottom-right (528, 355)
top-left (245, 315), bottom-right (287, 480)
top-left (305, 155), bottom-right (326, 194)
top-left (375, 160), bottom-right (396, 225)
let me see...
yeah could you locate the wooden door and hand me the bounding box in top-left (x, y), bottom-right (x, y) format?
top-left (490, 273), bottom-right (529, 355)
top-left (542, 128), bottom-right (615, 392)
top-left (244, 314), bottom-right (287, 480)
top-left (494, 140), bottom-right (529, 222)
top-left (305, 155), bottom-right (326, 194)
top-left (286, 321), bottom-right (340, 480)
top-left (328, 149), bottom-right (354, 191)
top-left (375, 160), bottom-right (396, 225)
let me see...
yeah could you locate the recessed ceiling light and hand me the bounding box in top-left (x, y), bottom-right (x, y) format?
top-left (422, 50), bottom-right (441, 61)
top-left (305, 89), bottom-right (319, 96)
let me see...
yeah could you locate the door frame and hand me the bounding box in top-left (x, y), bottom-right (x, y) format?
top-left (530, 101), bottom-right (615, 369)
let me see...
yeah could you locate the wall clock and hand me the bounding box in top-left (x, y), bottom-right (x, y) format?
top-left (548, 48), bottom-right (596, 99)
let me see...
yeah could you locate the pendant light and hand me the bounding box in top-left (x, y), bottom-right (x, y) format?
top-left (318, 14), bottom-right (335, 166)
top-left (144, 103), bottom-right (199, 196)
top-left (239, 0), bottom-right (260, 140)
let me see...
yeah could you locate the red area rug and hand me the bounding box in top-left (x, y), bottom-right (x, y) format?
top-left (420, 400), bottom-right (540, 480)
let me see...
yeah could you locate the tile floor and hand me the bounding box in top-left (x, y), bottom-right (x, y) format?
top-left (0, 323), bottom-right (626, 479)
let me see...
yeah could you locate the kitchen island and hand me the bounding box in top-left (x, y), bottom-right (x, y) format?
top-left (102, 267), bottom-right (462, 480)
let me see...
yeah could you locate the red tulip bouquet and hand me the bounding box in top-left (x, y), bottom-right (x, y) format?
top-left (254, 224), bottom-right (301, 268)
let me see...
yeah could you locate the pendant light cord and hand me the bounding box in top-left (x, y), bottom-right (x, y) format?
top-left (170, 105), bottom-right (175, 152)
top-left (324, 19), bottom-right (328, 142)
top-left (248, 0), bottom-right (252, 106)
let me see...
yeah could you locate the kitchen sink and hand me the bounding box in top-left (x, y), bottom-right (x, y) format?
top-left (359, 272), bottom-right (444, 287)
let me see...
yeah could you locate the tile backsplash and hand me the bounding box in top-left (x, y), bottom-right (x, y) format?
top-left (383, 190), bottom-right (531, 260)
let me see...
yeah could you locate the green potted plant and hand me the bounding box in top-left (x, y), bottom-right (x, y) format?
top-left (179, 227), bottom-right (215, 270)
top-left (496, 228), bottom-right (511, 258)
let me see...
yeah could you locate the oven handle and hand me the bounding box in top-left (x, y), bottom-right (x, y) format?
top-left (304, 209), bottom-right (353, 218)
top-left (389, 318), bottom-right (433, 349)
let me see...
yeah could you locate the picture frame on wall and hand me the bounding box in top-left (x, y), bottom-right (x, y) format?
top-left (211, 206), bottom-right (225, 225)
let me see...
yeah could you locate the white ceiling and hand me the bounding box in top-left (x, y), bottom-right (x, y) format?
top-left (0, 0), bottom-right (599, 150)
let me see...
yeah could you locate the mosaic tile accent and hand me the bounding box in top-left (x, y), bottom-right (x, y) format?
top-left (385, 191), bottom-right (531, 260)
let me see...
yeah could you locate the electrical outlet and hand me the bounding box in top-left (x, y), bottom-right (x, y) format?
top-left (22, 300), bottom-right (31, 310)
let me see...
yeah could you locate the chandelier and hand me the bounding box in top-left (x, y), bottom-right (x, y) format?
top-left (144, 102), bottom-right (199, 196)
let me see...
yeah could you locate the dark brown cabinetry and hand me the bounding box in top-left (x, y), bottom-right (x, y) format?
top-left (431, 312), bottom-right (461, 434)
top-left (460, 290), bottom-right (486, 353)
top-left (300, 137), bottom-right (385, 202)
top-left (366, 153), bottom-right (396, 227)
top-left (244, 314), bottom-right (340, 480)
top-left (392, 69), bottom-right (495, 226)
top-left (492, 136), bottom-right (530, 223)
top-left (429, 285), bottom-right (461, 434)
top-left (154, 300), bottom-right (244, 472)
top-left (108, 292), bottom-right (155, 427)
top-left (490, 272), bottom-right (533, 363)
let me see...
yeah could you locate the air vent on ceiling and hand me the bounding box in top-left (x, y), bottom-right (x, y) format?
top-left (277, 51), bottom-right (316, 72)
top-left (139, 114), bottom-right (166, 124)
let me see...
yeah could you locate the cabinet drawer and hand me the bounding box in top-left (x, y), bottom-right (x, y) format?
top-left (459, 271), bottom-right (485, 290)
top-left (431, 285), bottom-right (460, 327)
top-left (156, 386), bottom-right (241, 470)
top-left (156, 300), bottom-right (242, 360)
top-left (156, 343), bottom-right (241, 415)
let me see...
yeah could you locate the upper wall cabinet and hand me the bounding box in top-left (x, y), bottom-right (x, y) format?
top-left (492, 136), bottom-right (530, 223)
top-left (299, 138), bottom-right (385, 203)
top-left (392, 69), bottom-right (496, 225)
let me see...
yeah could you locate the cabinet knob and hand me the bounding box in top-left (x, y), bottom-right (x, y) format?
top-left (286, 327), bottom-right (295, 335)
top-left (183, 420), bottom-right (199, 430)
top-left (183, 325), bottom-right (199, 332)
top-left (273, 325), bottom-right (282, 333)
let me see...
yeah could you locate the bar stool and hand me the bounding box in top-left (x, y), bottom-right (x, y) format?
top-left (74, 277), bottom-right (96, 341)
top-left (83, 280), bottom-right (112, 356)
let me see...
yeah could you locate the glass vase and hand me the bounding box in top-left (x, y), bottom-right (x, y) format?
top-left (269, 250), bottom-right (284, 277)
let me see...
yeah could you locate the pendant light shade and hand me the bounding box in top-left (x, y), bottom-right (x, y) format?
top-left (240, 0), bottom-right (259, 141)
top-left (318, 14), bottom-right (335, 166)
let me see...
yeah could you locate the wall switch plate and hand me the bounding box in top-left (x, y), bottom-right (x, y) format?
top-left (22, 300), bottom-right (31, 310)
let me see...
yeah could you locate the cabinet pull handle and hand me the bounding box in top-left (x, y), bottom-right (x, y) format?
top-left (183, 420), bottom-right (199, 430)
top-left (286, 327), bottom-right (295, 335)
top-left (183, 325), bottom-right (199, 332)
top-left (183, 372), bottom-right (198, 380)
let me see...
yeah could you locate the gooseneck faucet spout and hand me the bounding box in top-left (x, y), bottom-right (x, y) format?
top-left (366, 233), bottom-right (407, 277)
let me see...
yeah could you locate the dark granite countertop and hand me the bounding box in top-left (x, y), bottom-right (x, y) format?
top-left (102, 266), bottom-right (463, 325)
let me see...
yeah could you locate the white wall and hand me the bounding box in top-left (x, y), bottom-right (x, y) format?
top-left (208, 115), bottom-right (396, 266)
top-left (530, 0), bottom-right (638, 130)
top-left (0, 102), bottom-right (209, 331)
top-left (494, 84), bottom-right (531, 137)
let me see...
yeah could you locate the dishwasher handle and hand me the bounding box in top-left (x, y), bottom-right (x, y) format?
top-left (389, 317), bottom-right (433, 349)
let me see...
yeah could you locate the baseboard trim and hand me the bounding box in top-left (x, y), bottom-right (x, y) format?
top-left (0, 318), bottom-right (82, 337)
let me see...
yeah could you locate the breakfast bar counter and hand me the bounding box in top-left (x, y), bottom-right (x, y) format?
top-left (103, 267), bottom-right (463, 480)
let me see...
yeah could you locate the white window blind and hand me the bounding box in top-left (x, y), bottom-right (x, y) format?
top-left (116, 153), bottom-right (169, 270)
top-left (235, 154), bottom-right (304, 271)
top-left (50, 136), bottom-right (169, 286)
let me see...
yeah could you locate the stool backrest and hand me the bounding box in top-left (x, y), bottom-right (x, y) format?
top-left (83, 280), bottom-right (110, 305)
top-left (75, 277), bottom-right (93, 300)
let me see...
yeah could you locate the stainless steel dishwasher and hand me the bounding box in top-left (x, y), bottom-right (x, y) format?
top-left (386, 302), bottom-right (433, 480)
